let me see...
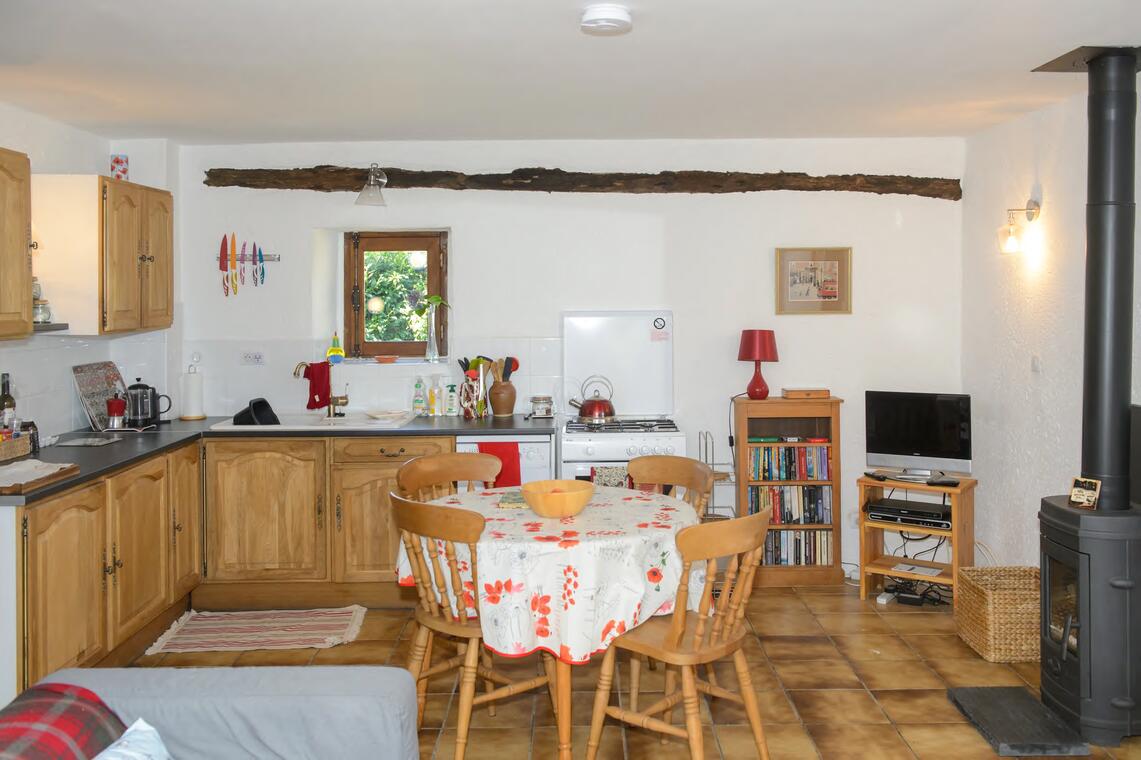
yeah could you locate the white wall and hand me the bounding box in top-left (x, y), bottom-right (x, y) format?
top-left (961, 92), bottom-right (1141, 565)
top-left (180, 137), bottom-right (965, 566)
top-left (0, 106), bottom-right (173, 437)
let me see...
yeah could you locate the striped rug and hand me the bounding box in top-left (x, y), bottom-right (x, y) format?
top-left (145, 606), bottom-right (366, 654)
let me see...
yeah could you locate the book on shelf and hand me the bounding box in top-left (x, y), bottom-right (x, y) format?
top-left (763, 529), bottom-right (833, 566)
top-left (747, 484), bottom-right (832, 525)
top-left (748, 444), bottom-right (831, 481)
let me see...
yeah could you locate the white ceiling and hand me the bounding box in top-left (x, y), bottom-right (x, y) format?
top-left (1, 0), bottom-right (1139, 143)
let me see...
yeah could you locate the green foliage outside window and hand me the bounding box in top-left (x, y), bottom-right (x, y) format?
top-left (363, 250), bottom-right (428, 342)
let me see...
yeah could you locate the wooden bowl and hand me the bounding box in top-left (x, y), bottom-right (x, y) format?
top-left (521, 479), bottom-right (594, 518)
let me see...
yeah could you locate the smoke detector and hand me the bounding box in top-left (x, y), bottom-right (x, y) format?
top-left (581, 4), bottom-right (632, 36)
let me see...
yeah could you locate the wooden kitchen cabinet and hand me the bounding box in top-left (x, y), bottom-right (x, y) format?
top-left (30, 175), bottom-right (173, 334)
top-left (0, 147), bottom-right (32, 339)
top-left (168, 443), bottom-right (202, 601)
top-left (205, 439), bottom-right (328, 581)
top-left (332, 463), bottom-right (402, 582)
top-left (106, 457), bottom-right (171, 647)
top-left (23, 483), bottom-right (108, 684)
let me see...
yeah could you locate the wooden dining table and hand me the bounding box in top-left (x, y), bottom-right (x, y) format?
top-left (396, 484), bottom-right (703, 759)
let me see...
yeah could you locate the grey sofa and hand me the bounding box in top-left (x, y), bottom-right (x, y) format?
top-left (40, 666), bottom-right (418, 759)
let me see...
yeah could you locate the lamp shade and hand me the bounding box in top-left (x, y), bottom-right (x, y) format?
top-left (738, 329), bottom-right (778, 363)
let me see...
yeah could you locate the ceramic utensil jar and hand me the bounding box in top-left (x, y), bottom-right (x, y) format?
top-left (488, 380), bottom-right (516, 417)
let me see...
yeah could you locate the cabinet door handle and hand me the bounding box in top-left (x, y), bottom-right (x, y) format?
top-left (102, 549), bottom-right (112, 590)
top-left (316, 496), bottom-right (324, 528)
top-left (378, 447), bottom-right (406, 458)
top-left (111, 543), bottom-right (123, 586)
top-left (336, 495), bottom-right (343, 531)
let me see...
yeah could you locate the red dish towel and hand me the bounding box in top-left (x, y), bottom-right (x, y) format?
top-left (478, 442), bottom-right (522, 487)
top-left (303, 361), bottom-right (331, 410)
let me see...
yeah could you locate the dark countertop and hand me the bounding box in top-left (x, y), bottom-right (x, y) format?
top-left (0, 414), bottom-right (556, 507)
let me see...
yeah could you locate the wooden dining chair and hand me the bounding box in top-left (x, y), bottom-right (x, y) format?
top-left (394, 493), bottom-right (557, 760)
top-left (627, 455), bottom-right (715, 517)
top-left (397, 452), bottom-right (503, 500)
top-left (584, 508), bottom-right (773, 760)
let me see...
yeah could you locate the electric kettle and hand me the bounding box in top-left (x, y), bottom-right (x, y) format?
top-left (126, 378), bottom-right (171, 428)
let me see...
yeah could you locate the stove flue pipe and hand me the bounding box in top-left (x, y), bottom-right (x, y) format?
top-left (1082, 51), bottom-right (1137, 510)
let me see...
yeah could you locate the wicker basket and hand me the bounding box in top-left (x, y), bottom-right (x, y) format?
top-left (0, 435), bottom-right (32, 464)
top-left (955, 566), bottom-right (1040, 662)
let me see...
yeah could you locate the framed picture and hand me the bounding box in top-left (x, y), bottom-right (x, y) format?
top-left (1069, 477), bottom-right (1101, 510)
top-left (775, 247), bottom-right (852, 314)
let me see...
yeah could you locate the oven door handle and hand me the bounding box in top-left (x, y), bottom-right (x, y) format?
top-left (1059, 615), bottom-right (1079, 662)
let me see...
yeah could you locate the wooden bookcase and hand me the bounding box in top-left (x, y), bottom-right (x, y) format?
top-left (857, 476), bottom-right (976, 609)
top-left (734, 396), bottom-right (845, 586)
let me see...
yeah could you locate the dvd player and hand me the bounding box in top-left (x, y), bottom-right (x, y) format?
top-left (864, 497), bottom-right (952, 530)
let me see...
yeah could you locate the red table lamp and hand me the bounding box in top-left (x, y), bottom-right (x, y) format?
top-left (738, 329), bottom-right (778, 400)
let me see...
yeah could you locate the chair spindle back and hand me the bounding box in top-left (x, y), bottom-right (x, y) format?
top-left (397, 453), bottom-right (503, 500)
top-left (627, 455), bottom-right (715, 516)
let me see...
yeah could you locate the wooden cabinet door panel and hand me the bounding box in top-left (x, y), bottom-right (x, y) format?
top-left (24, 483), bottom-right (107, 683)
top-left (0, 148), bottom-right (31, 339)
top-left (169, 443), bottom-right (202, 601)
top-left (332, 464), bottom-right (401, 582)
top-left (141, 189), bottom-right (173, 329)
top-left (106, 457), bottom-right (170, 647)
top-left (101, 178), bottom-right (143, 333)
top-left (206, 440), bottom-right (327, 581)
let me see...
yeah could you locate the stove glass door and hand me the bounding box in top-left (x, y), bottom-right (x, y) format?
top-left (1047, 555), bottom-right (1080, 656)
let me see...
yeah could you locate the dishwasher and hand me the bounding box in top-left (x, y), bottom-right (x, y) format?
top-left (455, 435), bottom-right (555, 483)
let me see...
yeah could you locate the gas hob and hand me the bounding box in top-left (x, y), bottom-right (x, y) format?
top-left (564, 418), bottom-right (679, 435)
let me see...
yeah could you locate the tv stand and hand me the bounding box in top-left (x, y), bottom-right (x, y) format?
top-left (871, 468), bottom-right (944, 484)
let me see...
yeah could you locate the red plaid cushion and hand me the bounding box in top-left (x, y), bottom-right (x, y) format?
top-left (0, 683), bottom-right (125, 759)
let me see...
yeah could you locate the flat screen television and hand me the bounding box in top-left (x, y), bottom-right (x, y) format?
top-left (865, 391), bottom-right (972, 476)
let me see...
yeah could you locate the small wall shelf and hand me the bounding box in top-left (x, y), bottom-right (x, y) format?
top-left (32, 323), bottom-right (69, 333)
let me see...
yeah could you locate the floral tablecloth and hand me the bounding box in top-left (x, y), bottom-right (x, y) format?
top-left (396, 486), bottom-right (704, 664)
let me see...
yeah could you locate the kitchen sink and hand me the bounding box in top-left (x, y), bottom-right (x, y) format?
top-left (209, 412), bottom-right (414, 432)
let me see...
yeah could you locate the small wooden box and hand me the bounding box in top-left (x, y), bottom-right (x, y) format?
top-left (781, 388), bottom-right (831, 399)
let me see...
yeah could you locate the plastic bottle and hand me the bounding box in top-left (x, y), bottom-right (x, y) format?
top-left (427, 377), bottom-right (439, 417)
top-left (445, 384), bottom-right (459, 416)
top-left (412, 377), bottom-right (427, 416)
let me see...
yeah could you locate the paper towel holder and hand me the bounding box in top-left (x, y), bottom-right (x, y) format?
top-left (179, 358), bottom-right (207, 421)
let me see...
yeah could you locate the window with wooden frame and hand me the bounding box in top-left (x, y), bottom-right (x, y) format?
top-left (344, 231), bottom-right (448, 358)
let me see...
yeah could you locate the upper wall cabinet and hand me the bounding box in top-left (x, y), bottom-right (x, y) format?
top-left (31, 175), bottom-right (174, 335)
top-left (0, 148), bottom-right (33, 340)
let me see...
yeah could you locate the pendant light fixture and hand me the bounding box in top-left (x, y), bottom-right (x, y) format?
top-left (355, 163), bottom-right (388, 206)
top-left (581, 3), bottom-right (632, 35)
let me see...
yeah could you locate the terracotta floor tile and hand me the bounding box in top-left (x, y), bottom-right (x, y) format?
top-left (708, 689), bottom-right (799, 725)
top-left (532, 725), bottom-right (625, 760)
top-left (752, 586), bottom-right (799, 597)
top-left (852, 660), bottom-right (944, 690)
top-left (795, 585), bottom-right (858, 596)
top-left (807, 723), bottom-right (915, 759)
top-left (388, 637), bottom-right (412, 665)
top-left (816, 613), bottom-right (895, 635)
top-left (903, 635), bottom-right (981, 660)
top-left (1009, 661), bottom-right (1041, 688)
top-left (708, 659), bottom-right (782, 691)
top-left (445, 691), bottom-right (535, 729)
top-left (536, 691), bottom-right (599, 726)
top-left (881, 614), bottom-right (959, 635)
top-left (435, 727), bottom-right (535, 760)
top-left (571, 658), bottom-right (614, 691)
top-left (773, 659), bottom-right (862, 690)
top-left (357, 610), bottom-right (411, 640)
top-left (420, 694), bottom-right (453, 729)
top-left (832, 634), bottom-right (917, 661)
top-left (925, 659), bottom-right (1025, 688)
top-left (626, 725), bottom-right (719, 759)
top-left (790, 689), bottom-right (889, 724)
top-left (1111, 736), bottom-right (1141, 759)
top-left (800, 594), bottom-right (880, 614)
top-left (418, 729), bottom-right (439, 760)
top-left (233, 648), bottom-right (316, 667)
top-left (762, 635), bottom-right (842, 660)
top-left (719, 723), bottom-right (817, 760)
top-left (872, 690), bottom-right (966, 724)
top-left (626, 690), bottom-right (714, 725)
top-left (740, 634), bottom-right (769, 662)
top-left (129, 652), bottom-right (165, 667)
top-left (158, 650), bottom-right (241, 667)
top-left (749, 613), bottom-right (826, 637)
top-left (748, 596), bottom-right (812, 615)
top-left (875, 600), bottom-right (953, 614)
top-left (310, 639), bottom-right (396, 665)
top-left (897, 724), bottom-right (999, 759)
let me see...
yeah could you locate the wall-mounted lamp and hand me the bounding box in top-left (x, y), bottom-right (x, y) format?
top-left (355, 163), bottom-right (388, 206)
top-left (997, 199), bottom-right (1041, 254)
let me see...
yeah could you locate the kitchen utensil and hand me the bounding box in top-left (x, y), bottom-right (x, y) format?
top-left (521, 479), bottom-right (594, 518)
top-left (568, 375), bottom-right (616, 423)
top-left (503, 356), bottom-right (519, 381)
top-left (258, 246), bottom-right (266, 284)
top-left (106, 393), bottom-right (127, 428)
top-left (229, 233), bottom-right (238, 294)
top-left (126, 378), bottom-right (172, 428)
top-left (239, 241), bottom-right (247, 285)
top-left (219, 235), bottom-right (229, 296)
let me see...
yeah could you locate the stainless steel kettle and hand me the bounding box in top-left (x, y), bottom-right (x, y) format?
top-left (126, 378), bottom-right (171, 428)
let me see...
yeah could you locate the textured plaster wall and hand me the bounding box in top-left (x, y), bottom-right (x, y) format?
top-left (962, 91), bottom-right (1141, 564)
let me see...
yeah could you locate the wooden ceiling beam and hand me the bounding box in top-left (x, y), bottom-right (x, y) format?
top-left (204, 165), bottom-right (962, 201)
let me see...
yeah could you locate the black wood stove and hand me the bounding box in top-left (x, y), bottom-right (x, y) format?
top-left (1036, 47), bottom-right (1141, 747)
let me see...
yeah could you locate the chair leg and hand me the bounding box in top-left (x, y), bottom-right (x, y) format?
top-left (629, 654), bottom-right (641, 711)
top-left (705, 663), bottom-right (720, 689)
top-left (542, 652), bottom-right (559, 716)
top-left (453, 638), bottom-right (482, 760)
top-left (647, 656), bottom-right (658, 671)
top-left (733, 649), bottom-right (771, 760)
top-left (661, 665), bottom-right (677, 745)
top-left (585, 646), bottom-right (617, 760)
top-left (405, 624), bottom-right (432, 729)
top-left (681, 665), bottom-right (704, 760)
top-left (480, 648), bottom-right (496, 717)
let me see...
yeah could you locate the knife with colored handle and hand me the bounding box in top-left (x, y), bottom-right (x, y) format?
top-left (240, 241), bottom-right (247, 285)
top-left (259, 246), bottom-right (265, 284)
top-left (219, 235), bottom-right (229, 296)
top-left (250, 241), bottom-right (257, 286)
top-left (229, 233), bottom-right (238, 294)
